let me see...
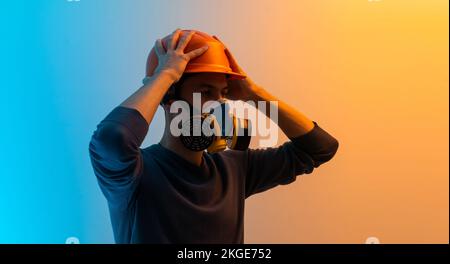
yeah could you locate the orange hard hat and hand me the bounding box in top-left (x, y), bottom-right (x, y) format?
top-left (146, 30), bottom-right (246, 80)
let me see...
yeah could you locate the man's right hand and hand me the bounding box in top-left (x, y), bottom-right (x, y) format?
top-left (119, 29), bottom-right (208, 125)
top-left (153, 29), bottom-right (209, 83)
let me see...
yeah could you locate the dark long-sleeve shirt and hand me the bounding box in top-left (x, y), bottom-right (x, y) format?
top-left (89, 106), bottom-right (339, 243)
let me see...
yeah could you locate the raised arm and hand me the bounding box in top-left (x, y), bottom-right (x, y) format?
top-left (237, 84), bottom-right (339, 197)
top-left (89, 29), bottom-right (208, 206)
top-left (223, 46), bottom-right (339, 197)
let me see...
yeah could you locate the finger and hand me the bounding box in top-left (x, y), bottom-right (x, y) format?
top-left (186, 45), bottom-right (209, 60)
top-left (168, 28), bottom-right (182, 50)
top-left (176, 30), bottom-right (196, 52)
top-left (154, 39), bottom-right (165, 57)
top-left (213, 35), bottom-right (244, 73)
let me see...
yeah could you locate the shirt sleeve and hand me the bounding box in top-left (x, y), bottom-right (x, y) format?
top-left (245, 122), bottom-right (339, 198)
top-left (88, 106), bottom-right (149, 208)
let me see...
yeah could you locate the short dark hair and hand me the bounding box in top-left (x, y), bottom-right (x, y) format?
top-left (160, 72), bottom-right (232, 106)
top-left (160, 73), bottom-right (197, 106)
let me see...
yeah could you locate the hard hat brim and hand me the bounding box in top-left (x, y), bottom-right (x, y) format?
top-left (184, 63), bottom-right (246, 80)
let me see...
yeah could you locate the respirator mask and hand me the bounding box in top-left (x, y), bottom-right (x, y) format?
top-left (176, 100), bottom-right (251, 153)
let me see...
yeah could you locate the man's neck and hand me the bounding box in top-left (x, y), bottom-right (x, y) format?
top-left (159, 133), bottom-right (204, 167)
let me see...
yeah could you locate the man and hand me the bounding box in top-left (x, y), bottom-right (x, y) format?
top-left (89, 29), bottom-right (339, 243)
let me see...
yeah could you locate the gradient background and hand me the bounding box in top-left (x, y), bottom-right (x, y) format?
top-left (0, 0), bottom-right (448, 243)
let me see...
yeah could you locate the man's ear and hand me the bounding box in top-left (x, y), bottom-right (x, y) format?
top-left (161, 101), bottom-right (169, 110)
top-left (161, 99), bottom-right (175, 111)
